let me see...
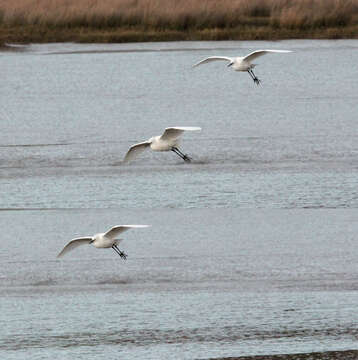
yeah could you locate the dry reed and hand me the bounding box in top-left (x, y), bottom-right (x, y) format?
top-left (1, 0), bottom-right (358, 44)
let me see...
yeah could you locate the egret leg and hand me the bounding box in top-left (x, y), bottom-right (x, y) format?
top-left (247, 70), bottom-right (255, 80)
top-left (248, 69), bottom-right (261, 85)
top-left (248, 69), bottom-right (260, 84)
top-left (171, 147), bottom-right (191, 162)
top-left (112, 245), bottom-right (122, 256)
top-left (171, 147), bottom-right (185, 160)
top-left (175, 148), bottom-right (192, 162)
top-left (112, 245), bottom-right (127, 260)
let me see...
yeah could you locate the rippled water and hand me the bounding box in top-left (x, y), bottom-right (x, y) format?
top-left (1, 40), bottom-right (358, 359)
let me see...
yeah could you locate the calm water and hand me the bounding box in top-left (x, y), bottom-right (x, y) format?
top-left (1, 40), bottom-right (358, 359)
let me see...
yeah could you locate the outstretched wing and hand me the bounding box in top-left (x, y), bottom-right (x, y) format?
top-left (57, 237), bottom-right (92, 258)
top-left (243, 49), bottom-right (292, 62)
top-left (192, 56), bottom-right (233, 67)
top-left (123, 141), bottom-right (151, 163)
top-left (105, 225), bottom-right (150, 239)
top-left (160, 127), bottom-right (201, 141)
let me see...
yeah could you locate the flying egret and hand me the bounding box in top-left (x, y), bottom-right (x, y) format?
top-left (193, 49), bottom-right (292, 85)
top-left (57, 225), bottom-right (150, 260)
top-left (124, 127), bottom-right (201, 163)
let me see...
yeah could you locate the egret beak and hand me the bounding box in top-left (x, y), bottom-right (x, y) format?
top-left (227, 62), bottom-right (234, 67)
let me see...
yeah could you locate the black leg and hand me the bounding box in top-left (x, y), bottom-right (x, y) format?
top-left (247, 70), bottom-right (255, 80)
top-left (174, 147), bottom-right (191, 161)
top-left (171, 147), bottom-right (191, 162)
top-left (112, 245), bottom-right (127, 260)
top-left (112, 245), bottom-right (121, 256)
top-left (114, 245), bottom-right (127, 260)
top-left (249, 69), bottom-right (261, 85)
top-left (171, 147), bottom-right (184, 159)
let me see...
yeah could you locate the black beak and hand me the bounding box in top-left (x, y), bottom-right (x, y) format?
top-left (227, 62), bottom-right (234, 67)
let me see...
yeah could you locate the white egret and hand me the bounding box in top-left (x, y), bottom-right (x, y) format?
top-left (57, 225), bottom-right (150, 260)
top-left (193, 49), bottom-right (292, 85)
top-left (124, 127), bottom-right (201, 163)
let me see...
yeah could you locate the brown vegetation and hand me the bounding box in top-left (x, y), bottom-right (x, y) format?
top-left (1, 0), bottom-right (358, 44)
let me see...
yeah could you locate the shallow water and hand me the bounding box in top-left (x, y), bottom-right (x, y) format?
top-left (1, 40), bottom-right (358, 359)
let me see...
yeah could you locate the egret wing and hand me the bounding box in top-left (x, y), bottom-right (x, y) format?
top-left (192, 56), bottom-right (233, 67)
top-left (243, 49), bottom-right (292, 62)
top-left (160, 127), bottom-right (201, 141)
top-left (57, 237), bottom-right (92, 258)
top-left (105, 225), bottom-right (150, 239)
top-left (123, 141), bottom-right (151, 163)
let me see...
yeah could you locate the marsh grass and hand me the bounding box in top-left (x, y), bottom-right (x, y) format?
top-left (1, 0), bottom-right (358, 44)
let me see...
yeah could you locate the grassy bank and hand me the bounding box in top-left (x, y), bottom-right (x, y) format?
top-left (1, 0), bottom-right (358, 45)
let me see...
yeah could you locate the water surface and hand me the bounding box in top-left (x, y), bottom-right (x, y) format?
top-left (1, 40), bottom-right (358, 359)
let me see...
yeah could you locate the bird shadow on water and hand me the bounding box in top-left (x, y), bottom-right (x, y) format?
top-left (110, 158), bottom-right (212, 168)
top-left (110, 153), bottom-right (217, 165)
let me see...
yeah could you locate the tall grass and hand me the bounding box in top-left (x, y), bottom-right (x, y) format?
top-left (1, 0), bottom-right (358, 43)
top-left (1, 0), bottom-right (358, 29)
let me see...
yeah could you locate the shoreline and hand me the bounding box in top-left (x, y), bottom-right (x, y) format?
top-left (204, 350), bottom-right (358, 360)
top-left (1, 25), bottom-right (358, 47)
